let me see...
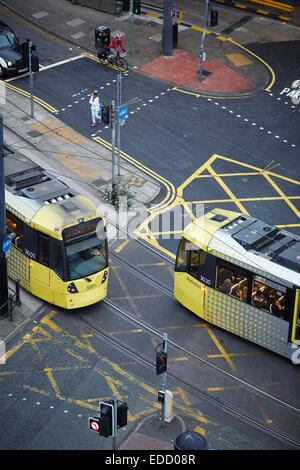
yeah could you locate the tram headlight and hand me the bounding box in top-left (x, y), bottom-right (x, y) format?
top-left (67, 282), bottom-right (78, 293)
top-left (101, 271), bottom-right (108, 284)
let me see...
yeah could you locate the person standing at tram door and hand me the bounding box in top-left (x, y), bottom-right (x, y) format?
top-left (89, 90), bottom-right (101, 127)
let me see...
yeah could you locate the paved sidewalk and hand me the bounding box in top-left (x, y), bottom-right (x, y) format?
top-left (0, 0), bottom-right (271, 96)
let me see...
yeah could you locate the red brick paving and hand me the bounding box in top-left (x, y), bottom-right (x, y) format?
top-left (139, 49), bottom-right (254, 93)
top-left (119, 432), bottom-right (174, 450)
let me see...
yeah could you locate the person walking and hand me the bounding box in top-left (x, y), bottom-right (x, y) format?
top-left (89, 90), bottom-right (101, 127)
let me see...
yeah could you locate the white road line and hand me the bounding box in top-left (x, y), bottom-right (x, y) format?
top-left (5, 55), bottom-right (85, 82)
top-left (38, 54), bottom-right (85, 71)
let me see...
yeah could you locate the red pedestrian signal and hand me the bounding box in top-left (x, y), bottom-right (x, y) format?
top-left (156, 350), bottom-right (167, 375)
top-left (210, 9), bottom-right (218, 27)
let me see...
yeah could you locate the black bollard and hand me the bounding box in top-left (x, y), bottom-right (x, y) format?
top-left (174, 431), bottom-right (208, 450)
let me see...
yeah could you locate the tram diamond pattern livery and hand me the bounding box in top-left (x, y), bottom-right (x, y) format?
top-left (4, 149), bottom-right (109, 309)
top-left (174, 209), bottom-right (300, 362)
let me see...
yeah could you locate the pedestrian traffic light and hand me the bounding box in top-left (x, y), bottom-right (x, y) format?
top-left (210, 9), bottom-right (218, 27)
top-left (99, 401), bottom-right (114, 437)
top-left (133, 0), bottom-right (141, 15)
top-left (156, 350), bottom-right (167, 375)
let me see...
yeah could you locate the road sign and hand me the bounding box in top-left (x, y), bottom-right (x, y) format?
top-left (1, 235), bottom-right (11, 254)
top-left (118, 105), bottom-right (127, 121)
top-left (88, 416), bottom-right (100, 432)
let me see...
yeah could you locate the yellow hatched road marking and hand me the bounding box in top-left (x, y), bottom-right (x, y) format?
top-left (204, 325), bottom-right (237, 371)
top-left (114, 239), bottom-right (130, 253)
top-left (40, 310), bottom-right (61, 332)
top-left (3, 312), bottom-right (213, 428)
top-left (207, 164), bottom-right (249, 215)
top-left (112, 267), bottom-right (143, 318)
top-left (207, 386), bottom-right (240, 391)
top-left (174, 387), bottom-right (191, 406)
top-left (136, 262), bottom-right (166, 267)
top-left (264, 173), bottom-right (300, 218)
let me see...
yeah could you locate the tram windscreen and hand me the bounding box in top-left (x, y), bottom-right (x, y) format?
top-left (64, 219), bottom-right (108, 280)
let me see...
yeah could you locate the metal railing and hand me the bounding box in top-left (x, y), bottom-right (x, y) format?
top-left (0, 280), bottom-right (21, 321)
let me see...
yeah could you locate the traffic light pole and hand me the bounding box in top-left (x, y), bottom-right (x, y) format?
top-left (117, 72), bottom-right (122, 177)
top-left (111, 100), bottom-right (116, 206)
top-left (162, 0), bottom-right (173, 56)
top-left (0, 115), bottom-right (8, 317)
top-left (113, 394), bottom-right (118, 450)
top-left (199, 0), bottom-right (209, 83)
top-left (161, 333), bottom-right (167, 427)
top-left (28, 41), bottom-right (34, 118)
top-left (130, 0), bottom-right (134, 55)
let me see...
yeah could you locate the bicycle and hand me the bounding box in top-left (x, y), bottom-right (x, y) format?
top-left (97, 47), bottom-right (128, 72)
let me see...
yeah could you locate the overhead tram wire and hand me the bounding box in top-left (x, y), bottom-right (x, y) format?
top-left (2, 0), bottom-right (300, 179)
top-left (6, 152), bottom-right (300, 266)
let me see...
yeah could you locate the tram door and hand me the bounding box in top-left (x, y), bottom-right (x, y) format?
top-left (292, 290), bottom-right (300, 344)
top-left (32, 232), bottom-right (51, 302)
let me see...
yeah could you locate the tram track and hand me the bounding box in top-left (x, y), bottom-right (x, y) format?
top-left (74, 223), bottom-right (300, 447)
top-left (71, 297), bottom-right (300, 448)
top-left (108, 229), bottom-right (300, 409)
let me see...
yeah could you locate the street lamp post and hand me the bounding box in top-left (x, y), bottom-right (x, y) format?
top-left (199, 0), bottom-right (209, 82)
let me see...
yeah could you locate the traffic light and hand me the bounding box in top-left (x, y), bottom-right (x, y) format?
top-left (123, 0), bottom-right (129, 11)
top-left (156, 350), bottom-right (167, 375)
top-left (210, 9), bottom-right (218, 27)
top-left (99, 401), bottom-right (114, 437)
top-left (21, 41), bottom-right (29, 66)
top-left (117, 401), bottom-right (128, 428)
top-left (133, 0), bottom-right (141, 15)
top-left (31, 55), bottom-right (39, 72)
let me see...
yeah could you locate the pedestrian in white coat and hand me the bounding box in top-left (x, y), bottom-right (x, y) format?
top-left (89, 90), bottom-right (101, 127)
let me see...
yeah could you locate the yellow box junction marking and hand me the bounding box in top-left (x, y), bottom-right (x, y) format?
top-left (135, 153), bottom-right (300, 262)
top-left (2, 311), bottom-right (212, 427)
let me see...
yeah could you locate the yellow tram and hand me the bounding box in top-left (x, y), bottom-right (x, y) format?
top-left (174, 208), bottom-right (300, 362)
top-left (4, 151), bottom-right (108, 309)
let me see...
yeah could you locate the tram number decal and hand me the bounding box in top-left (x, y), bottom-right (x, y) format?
top-left (200, 275), bottom-right (211, 286)
top-left (25, 248), bottom-right (36, 260)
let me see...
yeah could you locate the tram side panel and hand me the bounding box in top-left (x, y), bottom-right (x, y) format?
top-left (174, 242), bottom-right (299, 362)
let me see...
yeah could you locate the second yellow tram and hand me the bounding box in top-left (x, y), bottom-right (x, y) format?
top-left (174, 208), bottom-right (300, 363)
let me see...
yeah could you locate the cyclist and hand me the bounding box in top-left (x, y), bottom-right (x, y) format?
top-left (108, 33), bottom-right (126, 60)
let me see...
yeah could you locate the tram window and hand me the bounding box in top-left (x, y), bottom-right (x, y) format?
top-left (6, 210), bottom-right (24, 250)
top-left (189, 249), bottom-right (200, 278)
top-left (175, 238), bottom-right (188, 272)
top-left (251, 275), bottom-right (287, 320)
top-left (216, 261), bottom-right (249, 302)
top-left (38, 233), bottom-right (49, 266)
